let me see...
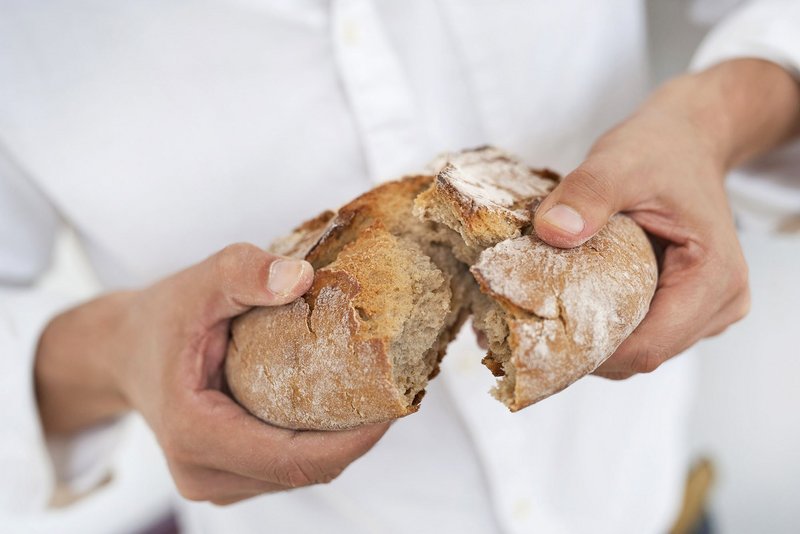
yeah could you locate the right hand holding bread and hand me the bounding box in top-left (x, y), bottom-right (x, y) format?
top-left (35, 244), bottom-right (388, 505)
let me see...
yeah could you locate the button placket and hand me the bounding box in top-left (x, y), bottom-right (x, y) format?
top-left (330, 0), bottom-right (430, 182)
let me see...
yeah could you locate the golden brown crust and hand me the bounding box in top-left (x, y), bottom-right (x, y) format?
top-left (227, 224), bottom-right (448, 430)
top-left (227, 269), bottom-right (409, 431)
top-left (305, 176), bottom-right (434, 268)
top-left (226, 178), bottom-right (459, 431)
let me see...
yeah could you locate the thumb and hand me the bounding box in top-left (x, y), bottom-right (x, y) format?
top-left (188, 243), bottom-right (314, 322)
top-left (534, 166), bottom-right (620, 248)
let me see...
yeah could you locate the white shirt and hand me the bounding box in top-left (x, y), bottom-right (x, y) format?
top-left (1, 1), bottom-right (798, 532)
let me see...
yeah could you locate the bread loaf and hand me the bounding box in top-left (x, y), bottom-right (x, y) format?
top-left (225, 147), bottom-right (657, 429)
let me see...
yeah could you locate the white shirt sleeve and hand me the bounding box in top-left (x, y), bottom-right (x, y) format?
top-left (691, 0), bottom-right (800, 77)
top-left (689, 0), bottom-right (800, 233)
top-left (0, 146), bottom-right (123, 514)
top-left (0, 142), bottom-right (63, 513)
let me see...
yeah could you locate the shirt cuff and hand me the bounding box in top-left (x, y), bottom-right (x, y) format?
top-left (0, 289), bottom-right (125, 513)
top-left (690, 0), bottom-right (800, 79)
top-left (689, 1), bottom-right (800, 232)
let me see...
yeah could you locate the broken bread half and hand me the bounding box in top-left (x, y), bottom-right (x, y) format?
top-left (225, 176), bottom-right (474, 431)
top-left (414, 147), bottom-right (658, 411)
top-left (225, 147), bottom-right (657, 430)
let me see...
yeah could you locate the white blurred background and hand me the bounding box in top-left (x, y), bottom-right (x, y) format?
top-left (3, 1), bottom-right (800, 532)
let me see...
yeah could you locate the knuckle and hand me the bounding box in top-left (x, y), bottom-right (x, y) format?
top-left (727, 261), bottom-right (750, 295)
top-left (272, 456), bottom-right (328, 488)
top-left (285, 465), bottom-right (315, 488)
top-left (210, 497), bottom-right (241, 507)
top-left (595, 369), bottom-right (635, 381)
top-left (629, 347), bottom-right (668, 374)
top-left (172, 474), bottom-right (209, 502)
top-left (707, 323), bottom-right (728, 337)
top-left (177, 486), bottom-right (207, 502)
top-left (270, 457), bottom-right (312, 488)
top-left (732, 291), bottom-right (751, 323)
top-left (632, 357), bottom-right (661, 374)
top-left (214, 243), bottom-right (258, 277)
top-left (159, 417), bottom-right (198, 464)
top-left (317, 466), bottom-right (344, 485)
top-left (719, 255), bottom-right (750, 325)
top-left (568, 167), bottom-right (616, 206)
top-left (160, 433), bottom-right (189, 463)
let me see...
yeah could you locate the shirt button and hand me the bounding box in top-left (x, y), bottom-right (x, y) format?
top-left (340, 19), bottom-right (361, 46)
top-left (512, 497), bottom-right (532, 521)
top-left (455, 351), bottom-right (479, 374)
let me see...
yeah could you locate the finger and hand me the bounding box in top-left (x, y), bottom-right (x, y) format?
top-left (170, 463), bottom-right (285, 502)
top-left (177, 243), bottom-right (315, 323)
top-left (596, 227), bottom-right (750, 379)
top-left (594, 290), bottom-right (701, 378)
top-left (534, 164), bottom-right (631, 248)
top-left (705, 295), bottom-right (751, 336)
top-left (595, 262), bottom-right (719, 377)
top-left (284, 421), bottom-right (391, 483)
top-left (176, 389), bottom-right (390, 487)
top-left (210, 494), bottom-right (268, 506)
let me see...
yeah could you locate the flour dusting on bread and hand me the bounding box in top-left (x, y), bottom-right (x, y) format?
top-left (414, 146), bottom-right (558, 253)
top-left (226, 147), bottom-right (657, 428)
top-left (470, 225), bottom-right (656, 410)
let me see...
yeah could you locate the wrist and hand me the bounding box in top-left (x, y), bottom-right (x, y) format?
top-left (35, 292), bottom-right (133, 436)
top-left (645, 59), bottom-right (800, 171)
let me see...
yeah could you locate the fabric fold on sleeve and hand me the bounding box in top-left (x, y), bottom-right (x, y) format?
top-left (691, 0), bottom-right (800, 77)
top-left (689, 0), bottom-right (800, 233)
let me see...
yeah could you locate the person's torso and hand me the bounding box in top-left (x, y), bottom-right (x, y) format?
top-left (0, 0), bottom-right (648, 287)
top-left (0, 2), bottom-right (694, 533)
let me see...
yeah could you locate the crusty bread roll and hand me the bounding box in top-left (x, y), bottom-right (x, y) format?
top-left (225, 147), bottom-right (657, 430)
top-left (226, 177), bottom-right (474, 430)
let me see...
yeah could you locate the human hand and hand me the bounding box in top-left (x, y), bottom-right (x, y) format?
top-left (534, 110), bottom-right (748, 379)
top-left (36, 243), bottom-right (389, 504)
top-left (533, 59), bottom-right (800, 379)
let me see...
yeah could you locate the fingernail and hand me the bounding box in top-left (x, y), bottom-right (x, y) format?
top-left (267, 259), bottom-right (309, 297)
top-left (542, 204), bottom-right (585, 235)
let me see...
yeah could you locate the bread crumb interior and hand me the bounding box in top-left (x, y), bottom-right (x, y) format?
top-left (471, 292), bottom-right (517, 405)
